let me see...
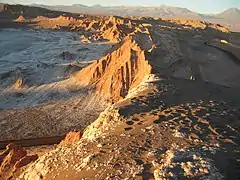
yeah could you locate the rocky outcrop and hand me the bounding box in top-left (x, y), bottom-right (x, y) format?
top-left (77, 16), bottom-right (135, 42)
top-left (59, 131), bottom-right (82, 146)
top-left (95, 17), bottom-right (134, 42)
top-left (12, 77), bottom-right (24, 89)
top-left (0, 144), bottom-right (38, 180)
top-left (73, 31), bottom-right (153, 101)
top-left (99, 23), bottom-right (134, 42)
top-left (15, 15), bottom-right (26, 22)
top-left (82, 107), bottom-right (121, 140)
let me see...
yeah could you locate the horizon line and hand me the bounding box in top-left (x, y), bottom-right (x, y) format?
top-left (3, 2), bottom-right (240, 14)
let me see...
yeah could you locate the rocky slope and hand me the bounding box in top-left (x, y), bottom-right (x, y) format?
top-left (73, 31), bottom-right (153, 101)
top-left (19, 79), bottom-right (240, 180)
top-left (0, 4), bottom-right (239, 180)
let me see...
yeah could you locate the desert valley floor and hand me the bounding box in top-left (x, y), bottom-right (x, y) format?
top-left (0, 3), bottom-right (239, 180)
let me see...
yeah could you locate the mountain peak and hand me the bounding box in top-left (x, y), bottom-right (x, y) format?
top-left (228, 7), bottom-right (240, 11)
top-left (218, 7), bottom-right (240, 19)
top-left (92, 4), bottom-right (102, 8)
top-left (220, 7), bottom-right (240, 14)
top-left (72, 4), bottom-right (88, 7)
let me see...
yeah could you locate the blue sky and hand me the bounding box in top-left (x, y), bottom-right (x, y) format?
top-left (2, 0), bottom-right (240, 13)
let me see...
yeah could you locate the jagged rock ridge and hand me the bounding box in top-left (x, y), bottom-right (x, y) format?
top-left (73, 31), bottom-right (153, 101)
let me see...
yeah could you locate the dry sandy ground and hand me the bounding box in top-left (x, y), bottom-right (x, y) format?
top-left (18, 78), bottom-right (240, 180)
top-left (0, 79), bottom-right (108, 141)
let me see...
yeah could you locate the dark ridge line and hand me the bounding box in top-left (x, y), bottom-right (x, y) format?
top-left (0, 135), bottom-right (65, 149)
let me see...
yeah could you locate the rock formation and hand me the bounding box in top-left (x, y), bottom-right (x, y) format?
top-left (59, 131), bottom-right (82, 146)
top-left (12, 78), bottom-right (24, 89)
top-left (15, 15), bottom-right (26, 22)
top-left (0, 144), bottom-right (38, 180)
top-left (73, 31), bottom-right (153, 101)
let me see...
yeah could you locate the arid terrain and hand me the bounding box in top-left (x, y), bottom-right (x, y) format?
top-left (27, 3), bottom-right (240, 32)
top-left (0, 3), bottom-right (239, 180)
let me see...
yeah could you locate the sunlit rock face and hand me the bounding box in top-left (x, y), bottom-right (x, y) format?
top-left (73, 32), bottom-right (153, 102)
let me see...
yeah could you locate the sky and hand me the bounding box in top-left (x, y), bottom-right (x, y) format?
top-left (1, 0), bottom-right (240, 14)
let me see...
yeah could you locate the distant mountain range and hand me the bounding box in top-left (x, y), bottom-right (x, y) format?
top-left (218, 8), bottom-right (240, 20)
top-left (1, 3), bottom-right (239, 32)
top-left (29, 4), bottom-right (240, 32)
